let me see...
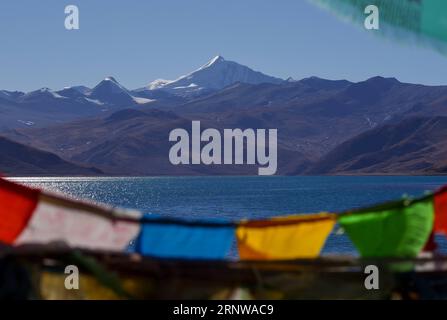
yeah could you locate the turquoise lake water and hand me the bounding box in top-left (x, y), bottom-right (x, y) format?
top-left (11, 176), bottom-right (447, 254)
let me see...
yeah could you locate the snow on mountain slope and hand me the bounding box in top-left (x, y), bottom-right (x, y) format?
top-left (0, 90), bottom-right (24, 104)
top-left (141, 55), bottom-right (284, 97)
top-left (145, 79), bottom-right (171, 90)
top-left (19, 88), bottom-right (67, 102)
top-left (56, 86), bottom-right (91, 98)
top-left (89, 77), bottom-right (153, 106)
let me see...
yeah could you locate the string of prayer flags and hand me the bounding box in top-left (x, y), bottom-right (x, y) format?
top-left (339, 198), bottom-right (434, 258)
top-left (236, 213), bottom-right (336, 260)
top-left (136, 216), bottom-right (235, 260)
top-left (2, 177), bottom-right (447, 261)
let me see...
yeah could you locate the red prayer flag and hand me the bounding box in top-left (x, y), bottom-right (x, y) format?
top-left (0, 179), bottom-right (39, 243)
top-left (422, 232), bottom-right (437, 252)
top-left (434, 187), bottom-right (447, 235)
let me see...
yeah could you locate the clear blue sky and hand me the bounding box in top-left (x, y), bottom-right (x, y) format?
top-left (1, 0), bottom-right (447, 92)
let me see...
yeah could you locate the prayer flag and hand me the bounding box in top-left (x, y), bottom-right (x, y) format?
top-left (434, 187), bottom-right (447, 235)
top-left (236, 213), bottom-right (335, 260)
top-left (15, 195), bottom-right (141, 251)
top-left (339, 199), bottom-right (434, 257)
top-left (0, 179), bottom-right (39, 244)
top-left (137, 217), bottom-right (235, 260)
top-left (310, 0), bottom-right (447, 55)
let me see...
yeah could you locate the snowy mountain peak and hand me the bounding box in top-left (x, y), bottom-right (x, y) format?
top-left (104, 76), bottom-right (119, 83)
top-left (90, 77), bottom-right (153, 106)
top-left (89, 77), bottom-right (137, 106)
top-left (141, 55), bottom-right (284, 97)
top-left (200, 55), bottom-right (225, 69)
top-left (92, 77), bottom-right (129, 94)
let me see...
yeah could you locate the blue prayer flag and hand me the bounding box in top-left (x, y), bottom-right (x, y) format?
top-left (136, 217), bottom-right (234, 260)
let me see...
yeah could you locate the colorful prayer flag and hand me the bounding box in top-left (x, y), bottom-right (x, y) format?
top-left (236, 213), bottom-right (335, 260)
top-left (309, 0), bottom-right (447, 55)
top-left (339, 198), bottom-right (434, 257)
top-left (136, 217), bottom-right (235, 260)
top-left (15, 195), bottom-right (141, 251)
top-left (434, 187), bottom-right (447, 235)
top-left (0, 179), bottom-right (39, 244)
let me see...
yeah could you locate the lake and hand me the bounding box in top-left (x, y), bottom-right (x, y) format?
top-left (10, 176), bottom-right (447, 254)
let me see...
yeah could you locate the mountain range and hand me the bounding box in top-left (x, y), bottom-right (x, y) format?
top-left (1, 55), bottom-right (446, 176)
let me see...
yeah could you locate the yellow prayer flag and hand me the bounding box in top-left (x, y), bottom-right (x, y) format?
top-left (236, 213), bottom-right (335, 260)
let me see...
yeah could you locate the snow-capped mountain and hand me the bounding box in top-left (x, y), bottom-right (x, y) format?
top-left (90, 77), bottom-right (152, 106)
top-left (90, 77), bottom-right (138, 106)
top-left (139, 55), bottom-right (284, 97)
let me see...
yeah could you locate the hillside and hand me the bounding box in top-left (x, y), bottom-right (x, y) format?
top-left (0, 137), bottom-right (102, 176)
top-left (307, 117), bottom-right (447, 175)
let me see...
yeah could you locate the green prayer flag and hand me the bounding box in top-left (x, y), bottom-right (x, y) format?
top-left (309, 0), bottom-right (447, 54)
top-left (421, 1), bottom-right (447, 43)
top-left (339, 199), bottom-right (434, 257)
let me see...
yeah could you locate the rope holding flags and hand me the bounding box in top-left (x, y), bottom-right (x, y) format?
top-left (0, 178), bottom-right (447, 261)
